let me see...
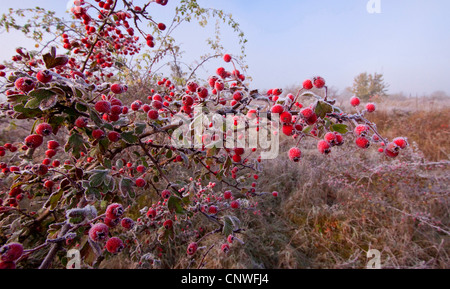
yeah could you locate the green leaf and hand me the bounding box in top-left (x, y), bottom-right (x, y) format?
top-left (135, 123), bottom-right (146, 135)
top-left (89, 109), bottom-right (103, 127)
top-left (331, 124), bottom-right (349, 134)
top-left (302, 126), bottom-right (313, 134)
top-left (121, 131), bottom-right (138, 144)
top-left (222, 216), bottom-right (233, 237)
top-left (89, 170), bottom-right (108, 187)
top-left (45, 189), bottom-right (64, 210)
top-left (315, 101), bottom-right (333, 119)
top-left (165, 149), bottom-right (173, 159)
top-left (65, 133), bottom-right (86, 158)
top-left (119, 177), bottom-right (134, 198)
top-left (167, 196), bottom-right (186, 214)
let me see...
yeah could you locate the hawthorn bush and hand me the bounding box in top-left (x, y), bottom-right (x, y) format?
top-left (0, 0), bottom-right (409, 269)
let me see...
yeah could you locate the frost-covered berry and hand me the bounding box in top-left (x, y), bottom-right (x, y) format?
top-left (303, 79), bottom-right (313, 90)
top-left (135, 178), bottom-right (146, 188)
top-left (313, 76), bottom-right (326, 89)
top-left (0, 243), bottom-right (23, 262)
top-left (187, 242), bottom-right (198, 255)
top-left (75, 117), bottom-right (89, 128)
top-left (88, 223), bottom-right (109, 242)
top-left (221, 243), bottom-right (230, 253)
top-left (14, 77), bottom-right (35, 93)
top-left (146, 208), bottom-right (157, 219)
top-left (385, 142), bottom-right (400, 158)
top-left (393, 137), bottom-right (408, 149)
top-left (355, 137), bottom-right (370, 149)
top-left (366, 103), bottom-right (376, 113)
top-left (24, 134), bottom-right (43, 149)
top-left (95, 101), bottom-right (111, 114)
top-left (230, 200), bottom-right (240, 209)
top-left (36, 70), bottom-right (53, 83)
top-left (161, 189), bottom-right (171, 199)
top-left (92, 129), bottom-right (105, 139)
top-left (110, 83), bottom-right (124, 94)
top-left (227, 235), bottom-right (235, 244)
top-left (208, 206), bottom-right (218, 214)
top-left (354, 125), bottom-right (370, 137)
top-left (271, 104), bottom-right (284, 115)
top-left (36, 123), bottom-right (53, 136)
top-left (47, 140), bottom-right (59, 149)
top-left (121, 218), bottom-right (135, 230)
top-left (350, 97), bottom-right (361, 107)
top-left (224, 191), bottom-right (232, 199)
top-left (288, 147), bottom-right (302, 162)
top-left (317, 140), bottom-right (331, 154)
top-left (108, 131), bottom-right (121, 142)
top-left (324, 132), bottom-right (336, 145)
top-left (105, 237), bottom-right (124, 254)
top-left (104, 217), bottom-right (120, 228)
top-left (163, 219), bottom-right (173, 229)
top-left (105, 203), bottom-right (124, 220)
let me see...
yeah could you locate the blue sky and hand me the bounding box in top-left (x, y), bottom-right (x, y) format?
top-left (1, 0), bottom-right (449, 96)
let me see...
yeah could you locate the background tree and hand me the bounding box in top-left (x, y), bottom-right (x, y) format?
top-left (351, 72), bottom-right (389, 101)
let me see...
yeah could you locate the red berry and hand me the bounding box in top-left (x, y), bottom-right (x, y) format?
top-left (393, 137), bottom-right (408, 149)
top-left (350, 97), bottom-right (361, 107)
top-left (108, 131), bottom-right (120, 142)
top-left (334, 132), bottom-right (344, 146)
top-left (224, 191), bottom-right (232, 200)
top-left (280, 111), bottom-right (292, 124)
top-left (313, 76), bottom-right (326, 89)
top-left (232, 154), bottom-right (241, 163)
top-left (366, 103), bottom-right (376, 113)
top-left (135, 178), bottom-right (146, 188)
top-left (88, 223), bottom-right (109, 242)
top-left (317, 140), bottom-right (331, 154)
top-left (14, 77), bottom-right (35, 93)
top-left (324, 132), bottom-right (337, 145)
top-left (0, 243), bottom-right (23, 262)
top-left (163, 219), bottom-right (173, 229)
top-left (208, 205), bottom-right (218, 215)
top-left (110, 83), bottom-right (124, 94)
top-left (385, 142), bottom-right (400, 158)
top-left (148, 110), bottom-right (159, 120)
top-left (158, 23), bottom-right (166, 30)
top-left (187, 242), bottom-right (198, 255)
top-left (161, 190), bottom-right (171, 199)
top-left (44, 180), bottom-right (55, 189)
top-left (36, 70), bottom-right (53, 83)
top-left (47, 140), bottom-right (60, 149)
top-left (232, 91), bottom-right (243, 102)
top-left (282, 124), bottom-right (294, 136)
top-left (104, 217), bottom-right (120, 228)
top-left (105, 203), bottom-right (124, 220)
top-left (92, 129), bottom-right (105, 139)
top-left (105, 237), bottom-right (124, 254)
top-left (223, 54), bottom-right (232, 62)
top-left (303, 79), bottom-right (313, 90)
top-left (271, 104), bottom-right (284, 115)
top-left (288, 147), bottom-right (301, 162)
top-left (35, 123), bottom-right (53, 136)
top-left (75, 117), bottom-right (89, 128)
top-left (45, 149), bottom-right (56, 158)
top-left (230, 200), bottom-right (240, 209)
top-left (121, 218), bottom-right (135, 230)
top-left (221, 243), bottom-right (230, 253)
top-left (147, 208), bottom-right (157, 219)
top-left (272, 191), bottom-right (279, 197)
top-left (24, 134), bottom-right (43, 149)
top-left (355, 137), bottom-right (370, 149)
top-left (354, 125), bottom-right (370, 137)
top-left (95, 101), bottom-right (111, 114)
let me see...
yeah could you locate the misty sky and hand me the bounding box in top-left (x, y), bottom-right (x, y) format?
top-left (0, 0), bottom-right (449, 96)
